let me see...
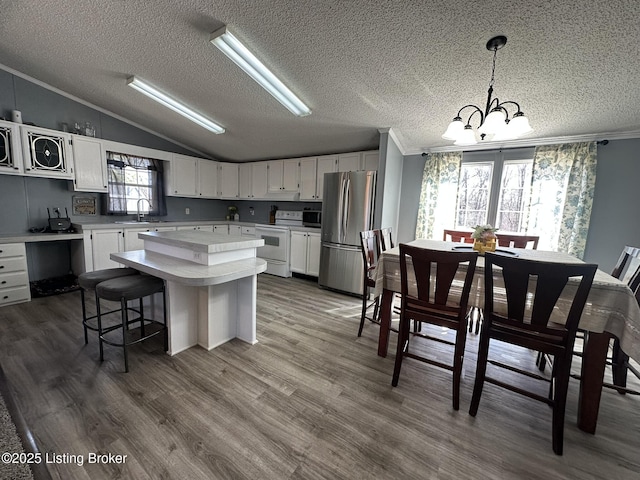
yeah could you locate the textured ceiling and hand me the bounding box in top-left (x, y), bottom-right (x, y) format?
top-left (1, 0), bottom-right (639, 161)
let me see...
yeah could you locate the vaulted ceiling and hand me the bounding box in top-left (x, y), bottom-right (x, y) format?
top-left (1, 0), bottom-right (639, 161)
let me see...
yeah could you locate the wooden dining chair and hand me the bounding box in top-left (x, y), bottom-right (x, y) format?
top-left (358, 230), bottom-right (381, 337)
top-left (443, 229), bottom-right (474, 244)
top-left (379, 227), bottom-right (395, 251)
top-left (609, 246), bottom-right (640, 391)
top-left (391, 244), bottom-right (478, 410)
top-left (469, 253), bottom-right (597, 455)
top-left (495, 233), bottom-right (540, 249)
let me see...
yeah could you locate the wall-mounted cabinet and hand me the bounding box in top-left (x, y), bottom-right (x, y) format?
top-left (20, 125), bottom-right (74, 179)
top-left (72, 135), bottom-right (107, 192)
top-left (166, 154), bottom-right (219, 199)
top-left (0, 120), bottom-right (23, 175)
top-left (198, 160), bottom-right (219, 198)
top-left (361, 150), bottom-right (379, 171)
top-left (299, 155), bottom-right (338, 201)
top-left (218, 162), bottom-right (239, 199)
top-left (337, 150), bottom-right (378, 172)
top-left (239, 162), bottom-right (269, 199)
top-left (267, 159), bottom-right (299, 193)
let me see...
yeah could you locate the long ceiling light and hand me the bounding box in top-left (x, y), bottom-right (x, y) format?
top-left (442, 36), bottom-right (532, 146)
top-left (210, 26), bottom-right (312, 117)
top-left (127, 76), bottom-right (225, 134)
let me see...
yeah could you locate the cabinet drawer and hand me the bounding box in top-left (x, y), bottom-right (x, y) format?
top-left (241, 226), bottom-right (256, 236)
top-left (0, 257), bottom-right (28, 274)
top-left (0, 271), bottom-right (29, 290)
top-left (0, 286), bottom-right (31, 306)
top-left (0, 243), bottom-right (26, 258)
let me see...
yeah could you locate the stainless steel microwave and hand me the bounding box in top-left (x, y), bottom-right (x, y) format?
top-left (302, 210), bottom-right (321, 227)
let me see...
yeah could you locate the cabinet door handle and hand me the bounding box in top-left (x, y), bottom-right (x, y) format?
top-left (3, 295), bottom-right (8, 300)
top-left (0, 266), bottom-right (4, 269)
top-left (1, 281), bottom-right (6, 284)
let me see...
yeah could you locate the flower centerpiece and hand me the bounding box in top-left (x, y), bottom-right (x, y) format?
top-left (471, 224), bottom-right (498, 253)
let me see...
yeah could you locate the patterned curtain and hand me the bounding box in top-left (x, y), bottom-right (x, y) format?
top-left (415, 152), bottom-right (462, 240)
top-left (527, 142), bottom-right (597, 258)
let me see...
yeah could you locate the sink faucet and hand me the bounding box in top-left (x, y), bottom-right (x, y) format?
top-left (136, 198), bottom-right (151, 222)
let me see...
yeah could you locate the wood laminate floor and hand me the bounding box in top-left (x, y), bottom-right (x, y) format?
top-left (0, 274), bottom-right (639, 479)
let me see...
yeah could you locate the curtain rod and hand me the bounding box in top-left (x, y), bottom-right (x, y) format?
top-left (422, 139), bottom-right (609, 156)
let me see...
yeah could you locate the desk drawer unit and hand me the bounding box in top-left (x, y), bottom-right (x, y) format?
top-left (0, 243), bottom-right (31, 306)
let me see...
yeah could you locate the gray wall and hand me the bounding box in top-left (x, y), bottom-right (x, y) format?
top-left (397, 153), bottom-right (426, 243)
top-left (375, 131), bottom-right (403, 235)
top-left (583, 138), bottom-right (640, 272)
top-left (396, 139), bottom-right (640, 273)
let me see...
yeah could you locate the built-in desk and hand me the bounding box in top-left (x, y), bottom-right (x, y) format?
top-left (0, 233), bottom-right (84, 306)
top-left (111, 230), bottom-right (266, 355)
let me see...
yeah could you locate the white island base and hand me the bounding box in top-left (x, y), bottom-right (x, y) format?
top-left (111, 230), bottom-right (266, 355)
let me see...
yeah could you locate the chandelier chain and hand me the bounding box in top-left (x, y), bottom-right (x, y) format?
top-left (489, 47), bottom-right (498, 89)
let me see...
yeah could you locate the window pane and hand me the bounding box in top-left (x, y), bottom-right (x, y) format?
top-left (456, 163), bottom-right (492, 228)
top-left (496, 161), bottom-right (533, 233)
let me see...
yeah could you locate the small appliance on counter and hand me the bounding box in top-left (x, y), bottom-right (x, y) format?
top-left (302, 209), bottom-right (322, 228)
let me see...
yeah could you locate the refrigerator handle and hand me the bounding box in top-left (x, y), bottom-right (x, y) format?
top-left (343, 177), bottom-right (351, 243)
top-left (338, 176), bottom-right (346, 242)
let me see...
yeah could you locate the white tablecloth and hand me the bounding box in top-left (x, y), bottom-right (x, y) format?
top-left (373, 239), bottom-right (640, 363)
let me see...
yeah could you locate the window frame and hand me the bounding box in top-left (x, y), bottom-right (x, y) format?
top-left (456, 147), bottom-right (535, 231)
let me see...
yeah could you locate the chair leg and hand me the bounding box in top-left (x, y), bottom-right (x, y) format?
top-left (469, 329), bottom-right (491, 416)
top-left (139, 297), bottom-right (146, 338)
top-left (551, 357), bottom-right (571, 455)
top-left (391, 314), bottom-right (410, 387)
top-left (452, 328), bottom-right (467, 411)
top-left (474, 308), bottom-right (482, 335)
top-left (536, 351), bottom-right (547, 372)
top-left (121, 298), bottom-right (129, 373)
top-left (80, 288), bottom-right (89, 344)
top-left (96, 291), bottom-right (104, 362)
top-left (358, 285), bottom-right (368, 337)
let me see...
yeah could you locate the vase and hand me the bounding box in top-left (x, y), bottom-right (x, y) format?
top-left (473, 238), bottom-right (497, 254)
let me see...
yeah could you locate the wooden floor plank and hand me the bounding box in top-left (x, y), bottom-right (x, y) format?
top-left (0, 274), bottom-right (639, 479)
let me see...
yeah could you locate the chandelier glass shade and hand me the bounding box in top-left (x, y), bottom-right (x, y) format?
top-left (442, 36), bottom-right (532, 146)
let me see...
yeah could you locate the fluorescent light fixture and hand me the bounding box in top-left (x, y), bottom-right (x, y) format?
top-left (210, 26), bottom-right (311, 117)
top-left (127, 76), bottom-right (225, 134)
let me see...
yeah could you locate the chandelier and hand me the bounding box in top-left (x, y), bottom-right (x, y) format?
top-left (442, 36), bottom-right (533, 145)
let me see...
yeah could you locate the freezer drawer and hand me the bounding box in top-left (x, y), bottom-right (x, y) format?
top-left (319, 244), bottom-right (364, 296)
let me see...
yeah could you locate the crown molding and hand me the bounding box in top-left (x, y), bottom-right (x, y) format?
top-left (378, 127), bottom-right (408, 155)
top-left (412, 130), bottom-right (640, 155)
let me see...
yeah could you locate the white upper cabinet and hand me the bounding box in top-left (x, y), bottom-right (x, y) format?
top-left (167, 153), bottom-right (198, 197)
top-left (267, 159), bottom-right (298, 193)
top-left (336, 150), bottom-right (379, 173)
top-left (0, 120), bottom-right (23, 175)
top-left (337, 152), bottom-right (360, 172)
top-left (361, 150), bottom-right (379, 171)
top-left (72, 135), bottom-right (107, 192)
top-left (239, 162), bottom-right (268, 199)
top-left (166, 154), bottom-right (218, 198)
top-left (299, 155), bottom-right (337, 201)
top-left (198, 159), bottom-right (219, 198)
top-left (218, 162), bottom-right (239, 199)
top-left (20, 125), bottom-right (74, 179)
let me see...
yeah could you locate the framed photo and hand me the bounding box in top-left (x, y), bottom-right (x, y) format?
top-left (72, 195), bottom-right (97, 216)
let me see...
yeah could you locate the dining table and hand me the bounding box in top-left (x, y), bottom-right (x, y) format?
top-left (372, 239), bottom-right (640, 434)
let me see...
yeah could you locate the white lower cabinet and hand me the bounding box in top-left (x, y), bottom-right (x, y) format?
top-left (213, 225), bottom-right (228, 235)
top-left (290, 231), bottom-right (321, 277)
top-left (88, 228), bottom-right (124, 271)
top-left (241, 226), bottom-right (256, 237)
top-left (228, 225), bottom-right (242, 236)
top-left (0, 243), bottom-right (30, 306)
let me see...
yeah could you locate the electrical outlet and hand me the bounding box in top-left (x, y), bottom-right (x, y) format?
top-left (249, 207), bottom-right (255, 216)
top-left (185, 207), bottom-right (190, 215)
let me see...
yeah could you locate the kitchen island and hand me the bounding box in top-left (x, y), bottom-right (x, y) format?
top-left (110, 230), bottom-right (266, 355)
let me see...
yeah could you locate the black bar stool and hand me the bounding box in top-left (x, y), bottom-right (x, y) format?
top-left (78, 268), bottom-right (139, 346)
top-left (96, 274), bottom-right (168, 372)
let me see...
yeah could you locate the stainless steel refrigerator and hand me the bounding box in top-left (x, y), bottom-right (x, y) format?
top-left (319, 171), bottom-right (376, 295)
